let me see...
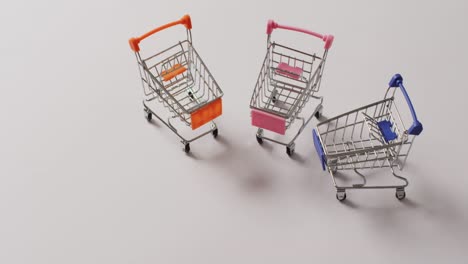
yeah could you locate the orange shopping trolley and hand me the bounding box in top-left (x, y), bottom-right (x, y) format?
top-left (129, 15), bottom-right (223, 153)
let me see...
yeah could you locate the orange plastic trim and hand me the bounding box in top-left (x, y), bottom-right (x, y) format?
top-left (161, 64), bottom-right (187, 81)
top-left (191, 98), bottom-right (222, 130)
top-left (129, 14), bottom-right (192, 52)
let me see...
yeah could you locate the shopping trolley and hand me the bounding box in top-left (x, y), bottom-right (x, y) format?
top-left (129, 15), bottom-right (223, 153)
top-left (313, 74), bottom-right (423, 201)
top-left (250, 20), bottom-right (334, 156)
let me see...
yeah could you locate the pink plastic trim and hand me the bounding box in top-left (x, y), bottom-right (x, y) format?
top-left (276, 63), bottom-right (303, 80)
top-left (251, 109), bottom-right (286, 135)
top-left (266, 20), bottom-right (277, 35)
top-left (266, 20), bottom-right (334, 50)
top-left (324, 35), bottom-right (334, 50)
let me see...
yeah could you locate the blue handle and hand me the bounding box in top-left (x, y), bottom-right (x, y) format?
top-left (388, 74), bottom-right (423, 136)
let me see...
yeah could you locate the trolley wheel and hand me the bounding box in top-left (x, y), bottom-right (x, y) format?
top-left (184, 143), bottom-right (190, 153)
top-left (212, 128), bottom-right (218, 138)
top-left (144, 109), bottom-right (152, 122)
top-left (256, 134), bottom-right (263, 145)
top-left (336, 191), bottom-right (347, 202)
top-left (315, 110), bottom-right (322, 119)
top-left (286, 145), bottom-right (295, 157)
top-left (396, 189), bottom-right (406, 200)
top-left (272, 96), bottom-right (277, 103)
top-left (188, 91), bottom-right (194, 100)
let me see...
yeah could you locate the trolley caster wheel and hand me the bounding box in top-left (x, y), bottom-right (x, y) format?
top-left (272, 96), bottom-right (277, 103)
top-left (256, 134), bottom-right (263, 145)
top-left (286, 145), bottom-right (295, 157)
top-left (212, 128), bottom-right (218, 138)
top-left (336, 191), bottom-right (347, 202)
top-left (183, 143), bottom-right (190, 153)
top-left (315, 110), bottom-right (322, 119)
top-left (396, 189), bottom-right (406, 200)
top-left (144, 109), bottom-right (152, 122)
top-left (188, 91), bottom-right (195, 100)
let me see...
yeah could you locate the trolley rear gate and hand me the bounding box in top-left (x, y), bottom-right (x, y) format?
top-left (250, 20), bottom-right (334, 156)
top-left (129, 15), bottom-right (223, 153)
top-left (313, 74), bottom-right (423, 201)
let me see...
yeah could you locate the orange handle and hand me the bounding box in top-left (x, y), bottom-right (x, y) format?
top-left (129, 14), bottom-right (192, 52)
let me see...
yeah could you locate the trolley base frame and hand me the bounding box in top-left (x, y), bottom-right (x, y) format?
top-left (330, 166), bottom-right (409, 202)
top-left (255, 95), bottom-right (323, 157)
top-left (143, 101), bottom-right (218, 153)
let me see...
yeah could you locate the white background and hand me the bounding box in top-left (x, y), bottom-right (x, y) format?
top-left (1, 0), bottom-right (467, 263)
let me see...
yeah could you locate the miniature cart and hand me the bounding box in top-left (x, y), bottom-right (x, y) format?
top-left (313, 74), bottom-right (423, 201)
top-left (250, 20), bottom-right (334, 156)
top-left (129, 15), bottom-right (223, 153)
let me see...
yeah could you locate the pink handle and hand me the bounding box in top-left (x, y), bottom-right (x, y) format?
top-left (266, 20), bottom-right (334, 50)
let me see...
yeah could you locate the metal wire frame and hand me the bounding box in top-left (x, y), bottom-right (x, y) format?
top-left (250, 37), bottom-right (329, 152)
top-left (314, 87), bottom-right (418, 195)
top-left (250, 42), bottom-right (327, 126)
top-left (136, 39), bottom-right (223, 126)
top-left (133, 29), bottom-right (223, 149)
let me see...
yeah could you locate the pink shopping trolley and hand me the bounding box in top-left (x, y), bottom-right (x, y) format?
top-left (250, 20), bottom-right (334, 156)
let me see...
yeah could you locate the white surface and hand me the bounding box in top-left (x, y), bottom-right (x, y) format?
top-left (1, 0), bottom-right (468, 263)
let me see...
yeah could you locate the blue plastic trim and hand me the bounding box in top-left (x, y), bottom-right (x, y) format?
top-left (377, 120), bottom-right (398, 142)
top-left (388, 74), bottom-right (423, 136)
top-left (313, 129), bottom-right (326, 171)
